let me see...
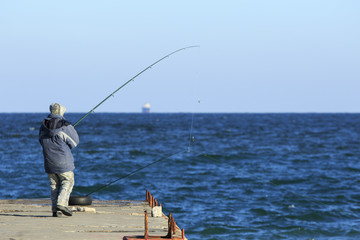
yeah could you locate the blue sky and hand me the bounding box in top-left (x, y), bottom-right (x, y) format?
top-left (0, 1), bottom-right (359, 113)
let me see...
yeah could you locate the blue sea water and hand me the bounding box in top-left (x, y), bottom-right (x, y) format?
top-left (1, 113), bottom-right (360, 239)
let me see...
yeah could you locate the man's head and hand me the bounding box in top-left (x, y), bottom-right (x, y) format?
top-left (49, 103), bottom-right (66, 117)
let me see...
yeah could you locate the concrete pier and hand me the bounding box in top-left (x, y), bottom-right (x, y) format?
top-left (0, 199), bottom-right (185, 240)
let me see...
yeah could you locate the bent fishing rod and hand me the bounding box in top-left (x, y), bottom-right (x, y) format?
top-left (73, 45), bottom-right (200, 127)
top-left (71, 46), bottom-right (198, 196)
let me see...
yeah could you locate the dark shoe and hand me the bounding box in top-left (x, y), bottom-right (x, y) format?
top-left (56, 205), bottom-right (73, 216)
top-left (52, 212), bottom-right (58, 217)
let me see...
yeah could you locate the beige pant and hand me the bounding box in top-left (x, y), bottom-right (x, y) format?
top-left (47, 171), bottom-right (74, 212)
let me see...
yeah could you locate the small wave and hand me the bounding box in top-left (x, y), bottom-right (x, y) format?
top-left (199, 226), bottom-right (229, 235)
top-left (344, 166), bottom-right (360, 172)
top-left (128, 150), bottom-right (147, 156)
top-left (229, 177), bottom-right (254, 184)
top-left (251, 207), bottom-right (279, 217)
top-left (270, 177), bottom-right (308, 185)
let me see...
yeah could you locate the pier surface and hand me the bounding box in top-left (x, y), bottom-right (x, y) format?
top-left (0, 199), bottom-right (176, 240)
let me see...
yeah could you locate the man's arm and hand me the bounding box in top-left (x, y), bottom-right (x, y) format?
top-left (58, 125), bottom-right (79, 149)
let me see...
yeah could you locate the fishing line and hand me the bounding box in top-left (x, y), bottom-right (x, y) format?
top-left (187, 99), bottom-right (201, 153)
top-left (187, 113), bottom-right (195, 152)
top-left (186, 67), bottom-right (201, 153)
top-left (156, 76), bottom-right (202, 216)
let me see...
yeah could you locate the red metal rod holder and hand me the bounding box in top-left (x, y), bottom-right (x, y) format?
top-left (124, 190), bottom-right (185, 240)
top-left (144, 211), bottom-right (149, 239)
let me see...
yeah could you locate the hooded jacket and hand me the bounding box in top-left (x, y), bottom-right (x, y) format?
top-left (39, 113), bottom-right (79, 174)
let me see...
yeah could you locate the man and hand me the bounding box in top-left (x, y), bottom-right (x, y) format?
top-left (39, 103), bottom-right (79, 217)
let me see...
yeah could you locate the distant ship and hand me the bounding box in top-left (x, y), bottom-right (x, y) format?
top-left (142, 103), bottom-right (151, 113)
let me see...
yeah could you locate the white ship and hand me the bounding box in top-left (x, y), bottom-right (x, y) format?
top-left (142, 103), bottom-right (151, 113)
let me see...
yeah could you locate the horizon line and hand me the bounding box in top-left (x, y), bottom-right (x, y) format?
top-left (1, 111), bottom-right (360, 114)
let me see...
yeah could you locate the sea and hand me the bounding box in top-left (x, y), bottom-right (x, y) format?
top-left (1, 113), bottom-right (360, 240)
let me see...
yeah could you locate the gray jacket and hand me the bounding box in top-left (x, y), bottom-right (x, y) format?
top-left (39, 114), bottom-right (79, 174)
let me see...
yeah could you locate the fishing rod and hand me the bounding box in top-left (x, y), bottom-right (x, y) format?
top-left (86, 149), bottom-right (185, 196)
top-left (69, 46), bottom-right (199, 205)
top-left (73, 45), bottom-right (200, 127)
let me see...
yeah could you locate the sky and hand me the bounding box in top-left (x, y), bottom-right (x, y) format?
top-left (0, 0), bottom-right (359, 113)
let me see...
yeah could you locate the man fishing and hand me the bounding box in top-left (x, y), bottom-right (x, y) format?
top-left (39, 103), bottom-right (79, 217)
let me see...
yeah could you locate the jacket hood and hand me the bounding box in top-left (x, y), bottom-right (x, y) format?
top-left (40, 121), bottom-right (62, 138)
top-left (40, 114), bottom-right (65, 138)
